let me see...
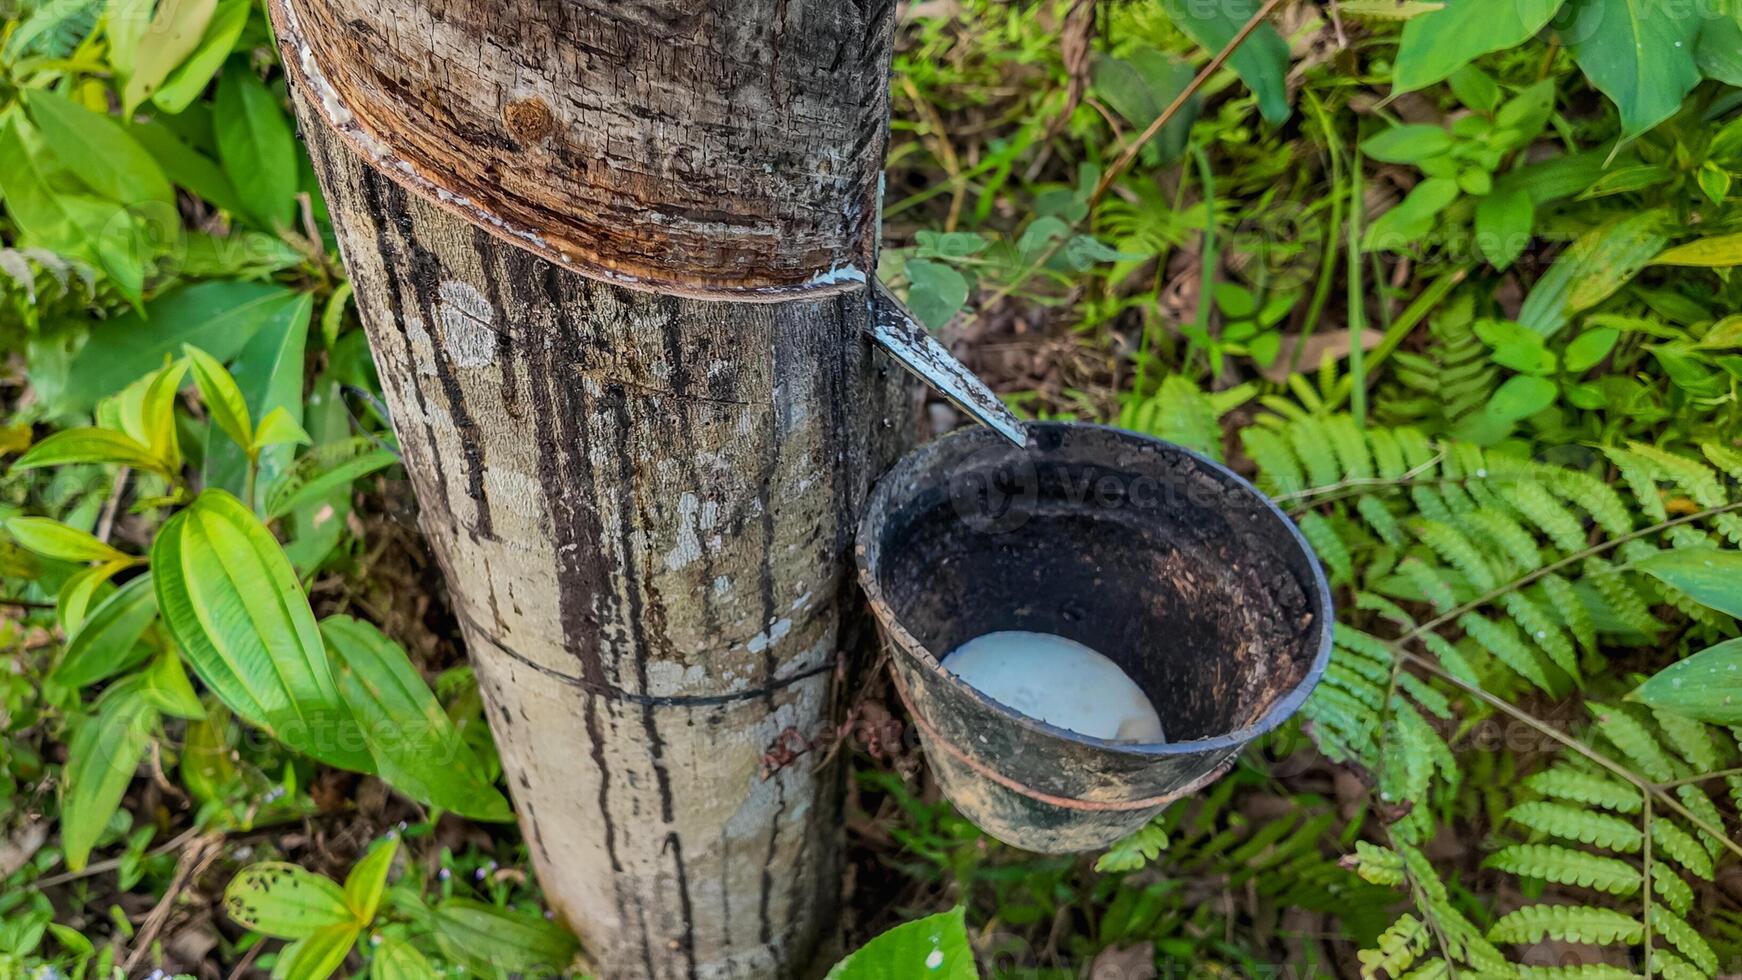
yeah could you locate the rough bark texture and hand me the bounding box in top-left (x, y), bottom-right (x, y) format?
top-left (277, 0), bottom-right (911, 974)
top-left (297, 115), bottom-right (909, 975)
top-left (274, 0), bottom-right (894, 297)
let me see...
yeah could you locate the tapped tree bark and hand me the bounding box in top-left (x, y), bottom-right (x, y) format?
top-left (272, 0), bottom-right (908, 975)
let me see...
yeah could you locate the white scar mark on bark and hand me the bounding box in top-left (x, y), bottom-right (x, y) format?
top-left (437, 280), bottom-right (499, 367)
top-left (664, 492), bottom-right (722, 571)
top-left (746, 618), bottom-right (792, 654)
top-left (403, 315), bottom-right (438, 376)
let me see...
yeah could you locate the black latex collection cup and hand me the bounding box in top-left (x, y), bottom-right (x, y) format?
top-left (855, 422), bottom-right (1333, 852)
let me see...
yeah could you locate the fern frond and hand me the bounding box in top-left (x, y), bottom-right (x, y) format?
top-left (1502, 481), bottom-right (1590, 554)
top-left (1650, 816), bottom-right (1714, 881)
top-left (1346, 840), bottom-right (1406, 886)
top-left (1539, 573), bottom-right (1598, 656)
top-left (1500, 591), bottom-right (1579, 681)
top-left (1650, 860), bottom-right (1695, 917)
top-left (1583, 560), bottom-right (1662, 637)
top-left (1647, 949), bottom-right (1706, 980)
top-left (1399, 557), bottom-right (1460, 613)
top-left (1589, 704), bottom-right (1680, 783)
top-left (1653, 711), bottom-right (1721, 775)
top-left (1649, 904), bottom-right (1718, 975)
top-left (1542, 466), bottom-right (1635, 539)
top-left (1300, 511), bottom-right (1354, 584)
top-left (1482, 844), bottom-right (1640, 895)
top-left (1290, 417), bottom-right (1343, 489)
top-left (1460, 613), bottom-right (1558, 692)
top-left (1486, 904), bottom-right (1642, 946)
top-left (1243, 427), bottom-right (1305, 496)
top-left (1627, 443), bottom-right (1726, 508)
top-left (1417, 521), bottom-right (1499, 591)
top-left (1673, 783), bottom-right (1727, 860)
top-left (1604, 448), bottom-right (1670, 523)
top-left (1504, 802), bottom-right (1642, 851)
top-left (1095, 818), bottom-right (1169, 873)
top-left (1523, 766), bottom-right (1641, 814)
top-left (1360, 913), bottom-right (1429, 980)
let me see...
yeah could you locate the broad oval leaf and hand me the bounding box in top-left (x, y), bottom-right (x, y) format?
top-left (153, 0), bottom-right (251, 113)
top-left (224, 862), bottom-right (357, 938)
top-left (370, 936), bottom-right (439, 980)
top-left (322, 616), bottom-right (513, 822)
top-left (1516, 212), bottom-right (1668, 337)
top-left (430, 899), bottom-right (578, 978)
top-left (825, 907), bottom-right (977, 980)
top-left (270, 924), bottom-right (360, 980)
top-left (142, 648), bottom-right (207, 721)
top-left (185, 344), bottom-right (253, 453)
top-left (214, 64), bottom-right (299, 230)
top-left (11, 427), bottom-right (165, 474)
top-left (121, 0), bottom-right (218, 114)
top-left (1650, 232), bottom-right (1742, 268)
top-left (1561, 0), bottom-right (1702, 138)
top-left (54, 572), bottom-right (159, 688)
top-left (1393, 0), bottom-right (1568, 92)
top-left (342, 836), bottom-right (399, 924)
top-left (152, 490), bottom-right (373, 772)
top-left (1160, 0), bottom-right (1290, 123)
top-left (5, 516), bottom-right (128, 563)
top-left (23, 89), bottom-right (173, 207)
top-left (61, 677), bottom-right (158, 871)
top-left (58, 559), bottom-right (131, 634)
top-left (1484, 375), bottom-right (1559, 424)
top-left (1632, 548), bottom-right (1742, 619)
top-left (53, 281), bottom-right (301, 414)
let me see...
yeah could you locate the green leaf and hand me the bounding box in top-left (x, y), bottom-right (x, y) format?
top-left (825, 908), bottom-right (977, 980)
top-left (322, 616), bottom-right (513, 822)
top-left (0, 116), bottom-right (146, 303)
top-left (11, 426), bottom-right (165, 474)
top-left (1632, 548), bottom-right (1742, 618)
top-left (215, 64), bottom-right (299, 230)
top-left (1563, 327), bottom-right (1620, 373)
top-left (342, 837), bottom-right (398, 924)
top-left (265, 438), bottom-right (400, 521)
top-left (204, 293), bottom-right (314, 499)
top-left (54, 282), bottom-right (303, 414)
top-left (430, 899), bottom-right (578, 978)
top-left (224, 862), bottom-right (357, 938)
top-left (1360, 125), bottom-right (1453, 164)
top-left (1697, 13), bottom-right (1742, 86)
top-left (252, 407), bottom-right (312, 452)
top-left (1393, 0), bottom-right (1568, 91)
top-left (24, 89), bottom-right (173, 207)
top-left (185, 344), bottom-right (253, 453)
top-left (106, 0), bottom-right (153, 76)
top-left (370, 936), bottom-right (438, 980)
top-left (1161, 0), bottom-right (1291, 123)
top-left (152, 490), bottom-right (373, 772)
top-left (5, 516), bottom-right (128, 563)
top-left (1474, 184), bottom-right (1533, 270)
top-left (1484, 375), bottom-right (1558, 424)
top-left (1650, 232), bottom-right (1742, 267)
top-left (55, 572), bottom-right (158, 688)
top-left (1516, 212), bottom-right (1668, 337)
top-left (121, 0), bottom-right (217, 114)
top-left (271, 924), bottom-right (360, 980)
top-left (61, 677), bottom-right (157, 871)
top-left (128, 120), bottom-right (245, 216)
top-left (1091, 49), bottom-right (1199, 163)
top-left (58, 559), bottom-right (132, 634)
top-left (1561, 0), bottom-right (1702, 138)
top-left (142, 647), bottom-right (206, 720)
top-left (152, 0), bottom-right (250, 113)
top-left (904, 259), bottom-right (970, 330)
top-left (1363, 178), bottom-right (1460, 252)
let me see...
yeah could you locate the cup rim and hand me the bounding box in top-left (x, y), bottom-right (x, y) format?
top-left (855, 421), bottom-right (1335, 758)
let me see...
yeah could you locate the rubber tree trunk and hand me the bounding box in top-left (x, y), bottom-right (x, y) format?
top-left (269, 1), bottom-right (906, 975)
